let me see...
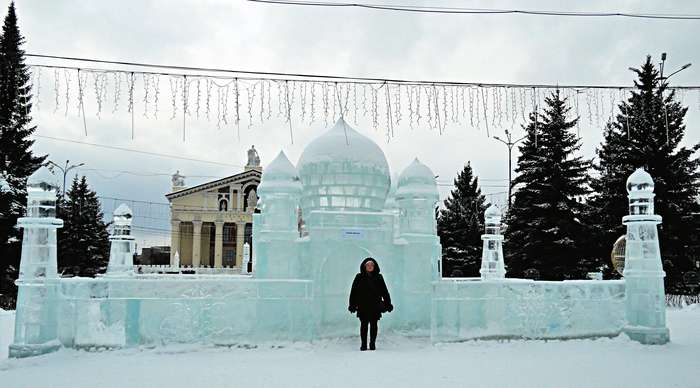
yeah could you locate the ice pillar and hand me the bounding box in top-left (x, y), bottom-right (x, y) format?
top-left (253, 151), bottom-right (303, 279)
top-left (622, 168), bottom-right (669, 345)
top-left (106, 204), bottom-right (136, 276)
top-left (480, 205), bottom-right (505, 279)
top-left (9, 183), bottom-right (63, 358)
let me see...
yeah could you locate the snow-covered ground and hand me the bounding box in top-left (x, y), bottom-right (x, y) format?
top-left (1, 307), bottom-right (699, 388)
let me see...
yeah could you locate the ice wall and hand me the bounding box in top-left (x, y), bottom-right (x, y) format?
top-left (56, 277), bottom-right (314, 347)
top-left (431, 279), bottom-right (626, 342)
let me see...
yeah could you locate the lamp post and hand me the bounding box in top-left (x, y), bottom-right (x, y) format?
top-left (630, 53), bottom-right (691, 145)
top-left (45, 160), bottom-right (85, 199)
top-left (493, 130), bottom-right (527, 208)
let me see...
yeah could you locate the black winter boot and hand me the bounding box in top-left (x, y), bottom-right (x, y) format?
top-left (369, 320), bottom-right (378, 350)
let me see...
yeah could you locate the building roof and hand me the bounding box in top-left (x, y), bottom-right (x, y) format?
top-left (165, 168), bottom-right (262, 201)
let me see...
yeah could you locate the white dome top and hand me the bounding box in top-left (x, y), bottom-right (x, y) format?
top-left (258, 151), bottom-right (302, 195)
top-left (396, 158), bottom-right (438, 200)
top-left (297, 119), bottom-right (391, 212)
top-left (113, 204), bottom-right (133, 218)
top-left (626, 168), bottom-right (654, 193)
top-left (485, 204), bottom-right (502, 218)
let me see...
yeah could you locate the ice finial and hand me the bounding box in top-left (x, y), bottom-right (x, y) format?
top-left (626, 168), bottom-right (654, 194)
top-left (485, 204), bottom-right (502, 219)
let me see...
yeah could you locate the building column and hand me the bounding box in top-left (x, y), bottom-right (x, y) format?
top-left (235, 221), bottom-right (246, 267)
top-left (236, 186), bottom-right (244, 210)
top-left (170, 220), bottom-right (181, 266)
top-left (214, 221), bottom-right (224, 268)
top-left (192, 220), bottom-right (202, 267)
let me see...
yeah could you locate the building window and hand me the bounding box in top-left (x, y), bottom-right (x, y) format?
top-left (219, 199), bottom-right (228, 212)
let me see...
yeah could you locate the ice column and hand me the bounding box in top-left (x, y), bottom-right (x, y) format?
top-left (622, 169), bottom-right (670, 345)
top-left (253, 151), bottom-right (303, 278)
top-left (480, 205), bottom-right (505, 279)
top-left (106, 204), bottom-right (136, 276)
top-left (9, 183), bottom-right (63, 358)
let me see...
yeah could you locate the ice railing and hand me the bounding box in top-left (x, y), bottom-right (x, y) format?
top-left (133, 265), bottom-right (245, 275)
top-left (431, 278), bottom-right (626, 342)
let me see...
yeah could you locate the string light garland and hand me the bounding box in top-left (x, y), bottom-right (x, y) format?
top-left (25, 57), bottom-right (700, 144)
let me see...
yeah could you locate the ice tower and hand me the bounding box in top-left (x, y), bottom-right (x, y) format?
top-left (622, 168), bottom-right (670, 344)
top-left (253, 119), bottom-right (442, 335)
top-left (253, 151), bottom-right (303, 279)
top-left (106, 204), bottom-right (136, 276)
top-left (9, 183), bottom-right (63, 358)
top-left (480, 205), bottom-right (505, 279)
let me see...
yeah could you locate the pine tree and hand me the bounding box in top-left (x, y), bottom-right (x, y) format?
top-left (438, 162), bottom-right (487, 277)
top-left (505, 90), bottom-right (591, 280)
top-left (57, 176), bottom-right (111, 277)
top-left (587, 56), bottom-right (700, 292)
top-left (0, 2), bottom-right (45, 308)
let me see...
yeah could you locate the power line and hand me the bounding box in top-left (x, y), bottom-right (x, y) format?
top-left (247, 0), bottom-right (700, 20)
top-left (26, 54), bottom-right (700, 90)
top-left (34, 134), bottom-right (244, 168)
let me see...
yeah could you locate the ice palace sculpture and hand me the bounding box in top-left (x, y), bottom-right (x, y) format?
top-left (9, 119), bottom-right (670, 357)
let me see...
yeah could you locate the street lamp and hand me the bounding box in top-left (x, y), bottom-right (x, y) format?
top-left (493, 130), bottom-right (527, 208)
top-left (630, 54), bottom-right (692, 145)
top-left (45, 160), bottom-right (85, 199)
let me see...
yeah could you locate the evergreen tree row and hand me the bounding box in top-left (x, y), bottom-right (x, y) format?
top-left (438, 57), bottom-right (699, 292)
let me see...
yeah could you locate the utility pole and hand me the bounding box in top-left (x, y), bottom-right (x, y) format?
top-left (45, 160), bottom-right (85, 199)
top-left (493, 130), bottom-right (527, 208)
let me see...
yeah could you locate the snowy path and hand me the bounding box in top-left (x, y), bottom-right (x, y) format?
top-left (1, 308), bottom-right (699, 388)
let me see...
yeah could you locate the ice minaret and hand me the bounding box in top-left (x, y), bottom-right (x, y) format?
top-left (106, 204), bottom-right (136, 276)
top-left (253, 151), bottom-right (303, 278)
top-left (622, 168), bottom-right (670, 345)
top-left (396, 158), bottom-right (442, 327)
top-left (9, 183), bottom-right (63, 358)
top-left (480, 204), bottom-right (505, 279)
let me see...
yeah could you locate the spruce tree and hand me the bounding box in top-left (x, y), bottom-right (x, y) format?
top-left (587, 56), bottom-right (700, 291)
top-left (505, 90), bottom-right (591, 280)
top-left (0, 2), bottom-right (45, 308)
top-left (438, 162), bottom-right (487, 277)
top-left (58, 176), bottom-right (111, 277)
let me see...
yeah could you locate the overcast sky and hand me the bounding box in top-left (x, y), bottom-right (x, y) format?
top-left (13, 0), bottom-right (700, 248)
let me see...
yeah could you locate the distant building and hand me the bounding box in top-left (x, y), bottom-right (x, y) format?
top-left (135, 246), bottom-right (170, 266)
top-left (166, 146), bottom-right (261, 268)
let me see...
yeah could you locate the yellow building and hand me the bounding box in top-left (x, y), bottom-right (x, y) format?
top-left (166, 146), bottom-right (261, 268)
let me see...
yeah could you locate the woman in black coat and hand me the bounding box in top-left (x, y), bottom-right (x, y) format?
top-left (348, 257), bottom-right (393, 351)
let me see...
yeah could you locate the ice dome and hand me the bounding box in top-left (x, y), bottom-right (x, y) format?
top-left (297, 118), bottom-right (391, 212)
top-left (626, 168), bottom-right (654, 194)
top-left (258, 151), bottom-right (302, 196)
top-left (396, 158), bottom-right (438, 201)
top-left (485, 204), bottom-right (502, 219)
top-left (113, 204), bottom-right (133, 218)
